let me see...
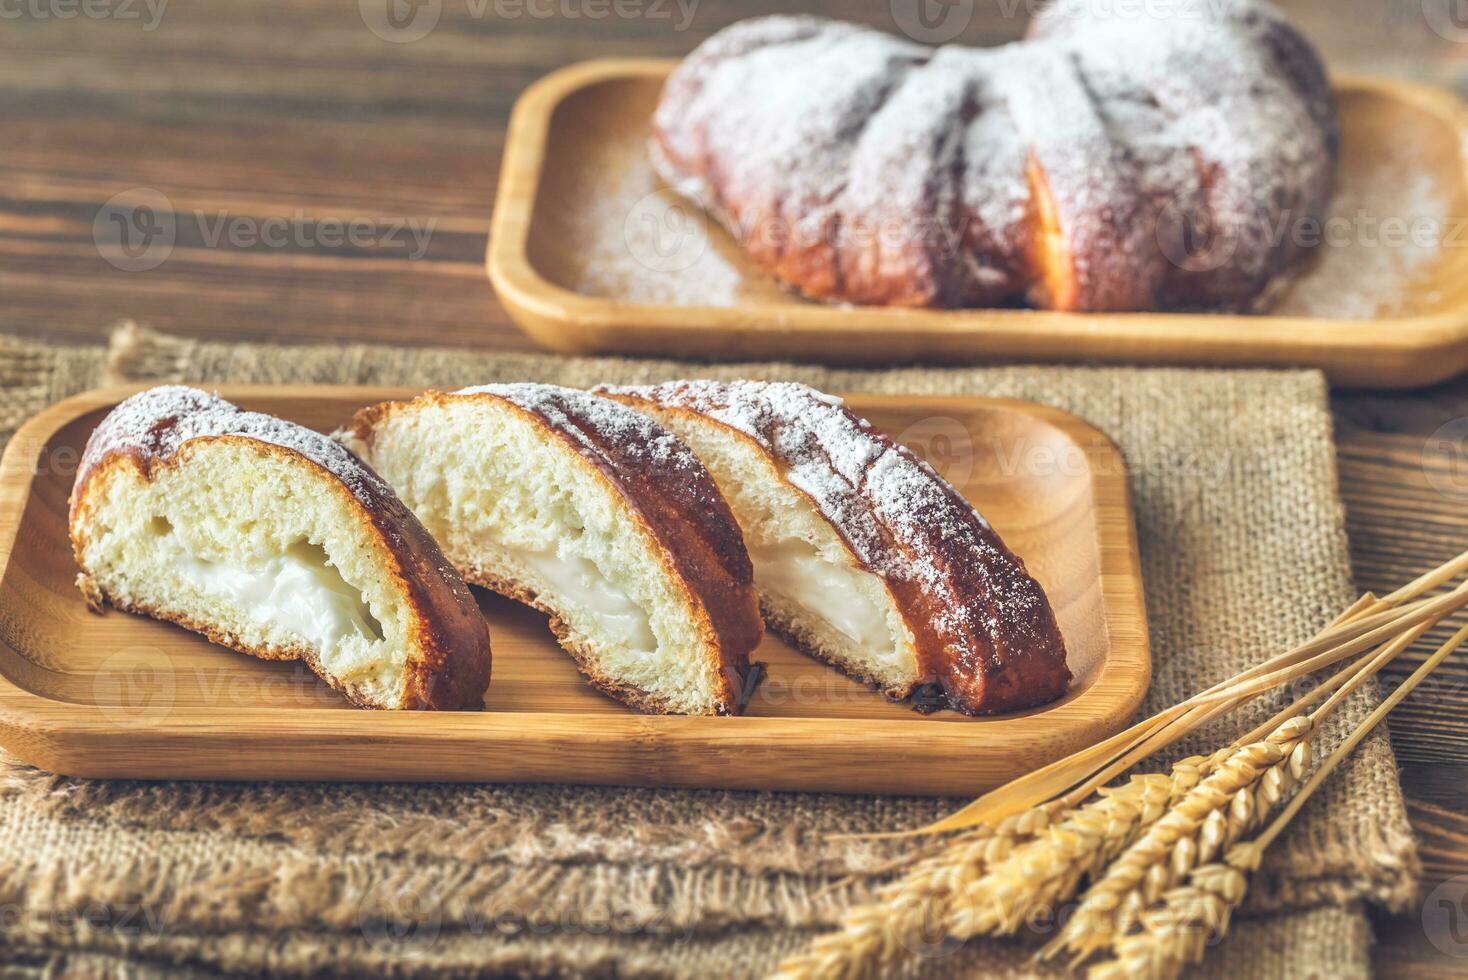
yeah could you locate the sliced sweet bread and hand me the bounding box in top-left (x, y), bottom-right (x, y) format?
top-left (69, 386), bottom-right (492, 710)
top-left (598, 380), bottom-right (1071, 715)
top-left (336, 384), bottom-right (764, 716)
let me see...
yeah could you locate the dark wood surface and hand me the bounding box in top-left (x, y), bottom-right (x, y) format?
top-left (3, 1), bottom-right (1467, 974)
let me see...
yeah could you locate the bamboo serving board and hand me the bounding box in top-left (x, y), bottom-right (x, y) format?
top-left (489, 62), bottom-right (1468, 388)
top-left (0, 385), bottom-right (1148, 794)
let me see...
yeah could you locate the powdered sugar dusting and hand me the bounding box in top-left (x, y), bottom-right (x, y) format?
top-left (600, 380), bottom-right (1051, 649)
top-left (570, 165), bottom-right (744, 307)
top-left (652, 0), bottom-right (1337, 311)
top-left (1271, 146), bottom-right (1447, 318)
top-left (79, 386), bottom-right (392, 506)
top-left (455, 382), bottom-right (705, 474)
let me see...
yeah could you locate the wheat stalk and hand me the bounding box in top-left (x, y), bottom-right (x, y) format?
top-left (776, 549), bottom-right (1468, 980)
top-left (775, 766), bottom-right (1207, 980)
top-left (939, 765), bottom-right (1203, 941)
top-left (1049, 608), bottom-right (1441, 963)
top-left (1087, 845), bottom-right (1259, 980)
top-left (773, 804), bottom-right (1059, 980)
top-left (1045, 716), bottom-right (1312, 960)
top-left (1085, 621), bottom-right (1468, 980)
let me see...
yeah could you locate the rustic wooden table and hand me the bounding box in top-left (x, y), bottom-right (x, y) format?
top-left (3, 1), bottom-right (1466, 974)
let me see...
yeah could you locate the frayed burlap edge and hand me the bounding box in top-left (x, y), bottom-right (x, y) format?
top-left (0, 897), bottom-right (1376, 979)
top-left (0, 749), bottom-right (1418, 926)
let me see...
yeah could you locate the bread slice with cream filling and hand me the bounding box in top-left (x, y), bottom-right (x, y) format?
top-left (69, 386), bottom-right (492, 710)
top-left (337, 384), bottom-right (763, 716)
top-left (599, 380), bottom-right (1071, 715)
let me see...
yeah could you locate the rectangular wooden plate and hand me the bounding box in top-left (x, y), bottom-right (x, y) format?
top-left (0, 385), bottom-right (1148, 795)
top-left (488, 60), bottom-right (1468, 389)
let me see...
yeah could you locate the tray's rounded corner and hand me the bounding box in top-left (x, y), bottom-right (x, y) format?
top-left (0, 385), bottom-right (152, 561)
top-left (515, 56), bottom-right (674, 109)
top-left (1336, 73), bottom-right (1468, 135)
top-left (854, 394), bottom-right (1152, 744)
top-left (0, 679), bottom-right (106, 781)
top-left (1012, 398), bottom-right (1132, 466)
top-left (485, 247), bottom-right (621, 356)
top-left (2, 383), bottom-right (146, 454)
top-left (1026, 402), bottom-right (1153, 725)
top-left (1335, 315), bottom-right (1468, 389)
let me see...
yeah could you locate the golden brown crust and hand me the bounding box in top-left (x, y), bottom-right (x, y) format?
top-left (343, 386), bottom-right (764, 715)
top-left (652, 6), bottom-right (1337, 314)
top-left (74, 571), bottom-right (105, 614)
top-left (602, 381), bottom-right (1072, 716)
top-left (69, 388), bottom-right (491, 711)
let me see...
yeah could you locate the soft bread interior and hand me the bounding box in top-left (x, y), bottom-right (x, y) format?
top-left (628, 405), bottom-right (921, 695)
top-left (1025, 156), bottom-right (1077, 311)
top-left (348, 398), bottom-right (725, 715)
top-left (74, 439), bottom-right (419, 708)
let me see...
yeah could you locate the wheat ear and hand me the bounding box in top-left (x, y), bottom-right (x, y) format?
top-left (775, 766), bottom-right (1205, 979)
top-left (777, 551), bottom-right (1468, 980)
top-left (1087, 621), bottom-right (1468, 980)
top-left (1086, 845), bottom-right (1259, 980)
top-left (1050, 611), bottom-right (1440, 962)
top-left (937, 764), bottom-right (1206, 941)
top-left (772, 804), bottom-right (1059, 980)
top-left (1045, 715), bottom-right (1312, 960)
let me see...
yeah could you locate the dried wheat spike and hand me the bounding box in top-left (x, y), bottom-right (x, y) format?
top-left (1087, 846), bottom-right (1262, 980)
top-left (1051, 717), bottom-right (1312, 961)
top-left (777, 752), bottom-right (1213, 977)
top-left (939, 771), bottom-right (1182, 942)
top-left (772, 805), bottom-right (1056, 980)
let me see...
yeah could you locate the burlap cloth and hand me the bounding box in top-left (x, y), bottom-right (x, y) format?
top-left (0, 324), bottom-right (1419, 978)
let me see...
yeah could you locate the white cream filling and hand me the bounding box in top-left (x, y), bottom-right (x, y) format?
top-left (515, 549), bottom-right (657, 654)
top-left (751, 539), bottom-right (898, 665)
top-left (161, 535), bottom-right (380, 651)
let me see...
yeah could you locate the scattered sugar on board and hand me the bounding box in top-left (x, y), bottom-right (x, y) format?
top-left (569, 164), bottom-right (744, 308)
top-left (1271, 143), bottom-right (1447, 319)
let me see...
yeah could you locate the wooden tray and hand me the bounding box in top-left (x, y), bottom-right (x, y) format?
top-left (488, 61), bottom-right (1468, 389)
top-left (0, 385), bottom-right (1148, 794)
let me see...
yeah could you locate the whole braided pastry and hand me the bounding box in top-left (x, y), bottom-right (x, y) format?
top-left (651, 0), bottom-right (1338, 312)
